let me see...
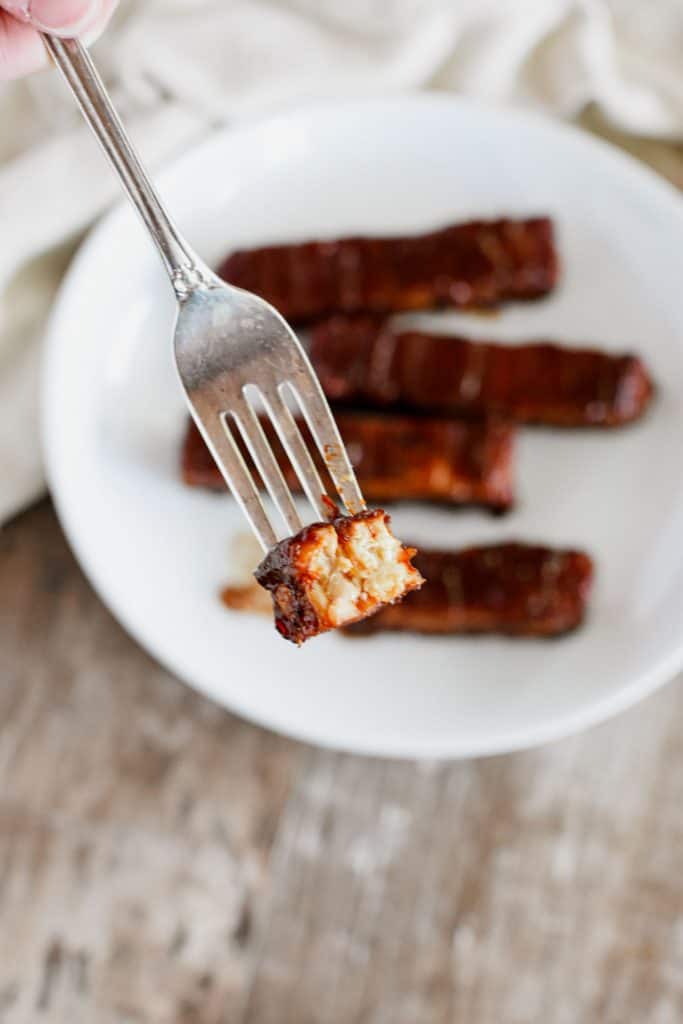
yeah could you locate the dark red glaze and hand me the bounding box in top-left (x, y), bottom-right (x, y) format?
top-left (181, 412), bottom-right (516, 510)
top-left (346, 543), bottom-right (594, 637)
top-left (254, 510), bottom-right (422, 645)
top-left (218, 217), bottom-right (558, 323)
top-left (254, 520), bottom-right (326, 644)
top-left (310, 317), bottom-right (654, 427)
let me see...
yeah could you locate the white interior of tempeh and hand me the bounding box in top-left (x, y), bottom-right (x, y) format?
top-left (304, 515), bottom-right (419, 627)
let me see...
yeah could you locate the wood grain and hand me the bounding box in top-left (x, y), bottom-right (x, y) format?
top-left (2, 503), bottom-right (683, 1024)
top-left (2, 124), bottom-right (683, 1024)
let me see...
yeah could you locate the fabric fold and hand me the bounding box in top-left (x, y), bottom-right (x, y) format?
top-left (2, 0), bottom-right (682, 523)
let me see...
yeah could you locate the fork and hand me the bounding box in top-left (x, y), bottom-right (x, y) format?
top-left (43, 35), bottom-right (365, 551)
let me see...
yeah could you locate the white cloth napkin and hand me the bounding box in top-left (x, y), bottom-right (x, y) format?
top-left (2, 0), bottom-right (683, 525)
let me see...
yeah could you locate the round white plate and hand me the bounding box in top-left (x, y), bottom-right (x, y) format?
top-left (44, 96), bottom-right (683, 758)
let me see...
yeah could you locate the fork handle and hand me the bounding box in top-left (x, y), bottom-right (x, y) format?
top-left (42, 34), bottom-right (213, 298)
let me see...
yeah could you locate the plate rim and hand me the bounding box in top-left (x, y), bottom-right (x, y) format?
top-left (42, 92), bottom-right (683, 759)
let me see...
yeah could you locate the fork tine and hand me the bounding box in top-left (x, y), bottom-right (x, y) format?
top-left (191, 410), bottom-right (277, 551)
top-left (231, 395), bottom-right (303, 536)
top-left (286, 381), bottom-right (366, 515)
top-left (260, 387), bottom-right (331, 521)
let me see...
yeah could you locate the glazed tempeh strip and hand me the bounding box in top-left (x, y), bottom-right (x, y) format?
top-left (311, 316), bottom-right (653, 427)
top-left (182, 411), bottom-right (516, 510)
top-left (346, 543), bottom-right (594, 637)
top-left (219, 217), bottom-right (558, 323)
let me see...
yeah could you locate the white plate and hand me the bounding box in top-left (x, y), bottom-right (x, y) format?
top-left (44, 95), bottom-right (683, 759)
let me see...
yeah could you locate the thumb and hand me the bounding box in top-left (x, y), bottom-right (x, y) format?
top-left (15, 0), bottom-right (102, 36)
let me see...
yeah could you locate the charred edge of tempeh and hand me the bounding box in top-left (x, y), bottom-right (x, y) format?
top-left (181, 412), bottom-right (516, 511)
top-left (310, 316), bottom-right (654, 427)
top-left (254, 510), bottom-right (424, 645)
top-left (218, 217), bottom-right (558, 323)
top-left (344, 543), bottom-right (594, 637)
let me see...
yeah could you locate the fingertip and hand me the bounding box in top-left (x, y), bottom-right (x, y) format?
top-left (0, 0), bottom-right (117, 80)
top-left (0, 10), bottom-right (45, 80)
top-left (80, 0), bottom-right (117, 45)
top-left (26, 0), bottom-right (102, 35)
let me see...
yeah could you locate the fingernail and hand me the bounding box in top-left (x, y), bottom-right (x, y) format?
top-left (29, 0), bottom-right (101, 34)
top-left (2, 1), bottom-right (31, 22)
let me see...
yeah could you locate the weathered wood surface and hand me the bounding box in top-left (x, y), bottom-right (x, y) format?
top-left (2, 121), bottom-right (683, 1024)
top-left (3, 504), bottom-right (683, 1024)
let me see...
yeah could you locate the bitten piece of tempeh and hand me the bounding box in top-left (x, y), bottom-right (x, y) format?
top-left (181, 412), bottom-right (515, 510)
top-left (346, 543), bottom-right (593, 637)
top-left (219, 217), bottom-right (558, 323)
top-left (311, 316), bottom-right (653, 427)
top-left (254, 510), bottom-right (424, 645)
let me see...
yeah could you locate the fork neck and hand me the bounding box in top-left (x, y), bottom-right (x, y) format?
top-left (42, 34), bottom-right (214, 300)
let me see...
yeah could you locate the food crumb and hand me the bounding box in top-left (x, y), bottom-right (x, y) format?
top-left (220, 580), bottom-right (272, 616)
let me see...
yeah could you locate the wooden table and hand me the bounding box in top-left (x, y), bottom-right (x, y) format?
top-left (2, 115), bottom-right (683, 1024)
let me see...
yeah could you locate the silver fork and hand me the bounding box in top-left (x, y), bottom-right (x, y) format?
top-left (44, 35), bottom-right (365, 551)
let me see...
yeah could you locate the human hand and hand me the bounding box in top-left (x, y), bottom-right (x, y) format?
top-left (1, 0), bottom-right (117, 80)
